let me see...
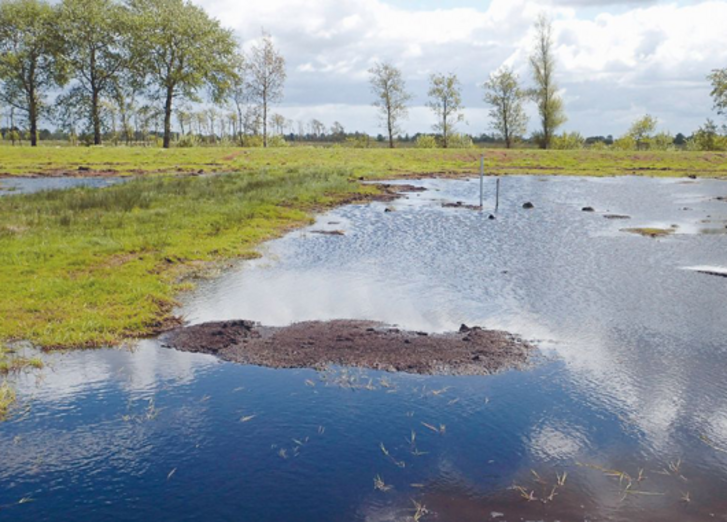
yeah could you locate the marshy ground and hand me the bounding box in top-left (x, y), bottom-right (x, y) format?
top-left (1, 149), bottom-right (727, 521)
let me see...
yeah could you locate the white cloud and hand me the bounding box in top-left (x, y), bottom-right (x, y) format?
top-left (195, 0), bottom-right (727, 136)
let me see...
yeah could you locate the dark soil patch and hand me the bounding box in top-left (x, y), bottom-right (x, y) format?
top-left (162, 320), bottom-right (534, 376)
top-left (442, 201), bottom-right (481, 210)
top-left (310, 230), bottom-right (345, 236)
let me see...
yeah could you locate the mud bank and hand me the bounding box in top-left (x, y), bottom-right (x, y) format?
top-left (162, 320), bottom-right (533, 376)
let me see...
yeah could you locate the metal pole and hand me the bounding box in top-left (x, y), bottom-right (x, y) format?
top-left (479, 154), bottom-right (484, 210)
top-left (495, 178), bottom-right (500, 213)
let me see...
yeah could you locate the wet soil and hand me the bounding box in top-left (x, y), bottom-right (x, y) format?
top-left (162, 320), bottom-right (533, 376)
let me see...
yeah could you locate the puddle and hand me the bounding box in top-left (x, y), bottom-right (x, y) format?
top-left (2, 176), bottom-right (727, 522)
top-left (0, 177), bottom-right (128, 197)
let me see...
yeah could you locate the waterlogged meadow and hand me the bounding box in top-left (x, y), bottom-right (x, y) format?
top-left (1, 175), bottom-right (726, 521)
top-left (1, 146), bottom-right (727, 178)
top-left (0, 167), bottom-right (380, 348)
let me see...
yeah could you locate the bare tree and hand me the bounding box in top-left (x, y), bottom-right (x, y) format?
top-left (484, 67), bottom-right (528, 149)
top-left (529, 13), bottom-right (566, 149)
top-left (309, 118), bottom-right (325, 138)
top-left (270, 113), bottom-right (286, 135)
top-left (246, 30), bottom-right (286, 147)
top-left (427, 72), bottom-right (464, 148)
top-left (369, 62), bottom-right (411, 149)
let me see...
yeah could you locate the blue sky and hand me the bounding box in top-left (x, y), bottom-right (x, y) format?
top-left (196, 0), bottom-right (727, 137)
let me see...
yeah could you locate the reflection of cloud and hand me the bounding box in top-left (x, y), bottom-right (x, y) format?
top-left (530, 423), bottom-right (587, 461)
top-left (14, 341), bottom-right (217, 402)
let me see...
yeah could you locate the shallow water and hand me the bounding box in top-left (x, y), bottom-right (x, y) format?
top-left (3, 176), bottom-right (727, 522)
top-left (0, 177), bottom-right (127, 197)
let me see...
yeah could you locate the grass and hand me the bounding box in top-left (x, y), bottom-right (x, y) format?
top-left (1, 146), bottom-right (727, 178)
top-left (0, 167), bottom-right (381, 349)
top-left (0, 343), bottom-right (42, 420)
top-left (622, 227), bottom-right (675, 238)
top-left (0, 381), bottom-right (14, 420)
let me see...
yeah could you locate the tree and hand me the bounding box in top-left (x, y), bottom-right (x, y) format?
top-left (309, 118), bottom-right (325, 138)
top-left (128, 0), bottom-right (239, 148)
top-left (270, 113), bottom-right (286, 135)
top-left (529, 13), bottom-right (566, 149)
top-left (708, 68), bottom-right (727, 118)
top-left (229, 55), bottom-right (249, 146)
top-left (427, 72), bottom-right (464, 148)
top-left (628, 114), bottom-right (658, 149)
top-left (58, 0), bottom-right (133, 145)
top-left (246, 31), bottom-right (286, 148)
top-left (484, 67), bottom-right (528, 149)
top-left (368, 62), bottom-right (411, 149)
top-left (0, 0), bottom-right (66, 147)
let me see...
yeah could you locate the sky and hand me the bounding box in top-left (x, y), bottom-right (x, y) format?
top-left (193, 0), bottom-right (727, 137)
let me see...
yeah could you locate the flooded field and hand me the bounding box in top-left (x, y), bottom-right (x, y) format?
top-left (2, 176), bottom-right (727, 521)
top-left (0, 177), bottom-right (127, 197)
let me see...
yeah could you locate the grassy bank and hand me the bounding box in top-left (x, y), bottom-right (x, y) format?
top-left (0, 167), bottom-right (382, 350)
top-left (0, 344), bottom-right (43, 420)
top-left (1, 147), bottom-right (727, 178)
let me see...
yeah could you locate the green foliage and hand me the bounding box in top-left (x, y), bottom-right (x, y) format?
top-left (415, 135), bottom-right (438, 148)
top-left (689, 119), bottom-right (727, 151)
top-left (369, 62), bottom-right (412, 148)
top-left (266, 135), bottom-right (289, 148)
top-left (551, 132), bottom-right (584, 150)
top-left (483, 67), bottom-right (528, 149)
top-left (613, 135), bottom-right (636, 151)
top-left (176, 134), bottom-right (199, 148)
top-left (650, 131), bottom-right (675, 151)
top-left (628, 114), bottom-right (658, 149)
top-left (246, 31), bottom-right (286, 148)
top-left (529, 14), bottom-right (567, 149)
top-left (344, 135), bottom-right (372, 148)
top-left (244, 135), bottom-right (265, 148)
top-left (708, 68), bottom-right (727, 117)
top-left (127, 0), bottom-right (240, 148)
top-left (0, 0), bottom-right (68, 146)
top-left (427, 72), bottom-right (464, 148)
top-left (446, 133), bottom-right (474, 149)
top-left (588, 141), bottom-right (608, 151)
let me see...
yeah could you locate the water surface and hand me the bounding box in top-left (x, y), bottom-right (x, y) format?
top-left (0, 177), bottom-right (127, 197)
top-left (3, 175), bottom-right (727, 522)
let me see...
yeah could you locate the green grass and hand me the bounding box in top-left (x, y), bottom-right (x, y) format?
top-left (0, 380), bottom-right (15, 420)
top-left (0, 167), bottom-right (382, 349)
top-left (1, 146), bottom-right (727, 178)
top-left (622, 227), bottom-right (675, 238)
top-left (0, 343), bottom-right (42, 421)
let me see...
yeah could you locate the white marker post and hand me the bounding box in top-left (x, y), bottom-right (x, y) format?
top-left (479, 154), bottom-right (484, 210)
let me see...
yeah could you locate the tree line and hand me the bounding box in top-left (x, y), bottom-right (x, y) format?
top-left (0, 0), bottom-right (285, 148)
top-left (1, 0), bottom-right (726, 150)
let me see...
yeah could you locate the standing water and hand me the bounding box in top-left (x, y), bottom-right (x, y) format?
top-left (2, 176), bottom-right (727, 522)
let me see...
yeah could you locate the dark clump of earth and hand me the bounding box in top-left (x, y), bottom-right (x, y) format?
top-left (162, 320), bottom-right (534, 376)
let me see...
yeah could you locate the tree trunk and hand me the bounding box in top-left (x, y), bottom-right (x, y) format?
top-left (387, 111), bottom-right (394, 149)
top-left (163, 85), bottom-right (174, 149)
top-left (263, 101), bottom-right (268, 148)
top-left (29, 92), bottom-right (38, 147)
top-left (92, 87), bottom-right (102, 145)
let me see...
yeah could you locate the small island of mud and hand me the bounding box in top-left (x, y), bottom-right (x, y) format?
top-left (162, 320), bottom-right (533, 376)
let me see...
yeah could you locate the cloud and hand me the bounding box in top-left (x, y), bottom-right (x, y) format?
top-left (195, 0), bottom-right (727, 136)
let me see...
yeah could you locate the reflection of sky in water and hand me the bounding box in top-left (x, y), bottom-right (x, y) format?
top-left (0, 177), bottom-right (127, 196)
top-left (3, 176), bottom-right (727, 521)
